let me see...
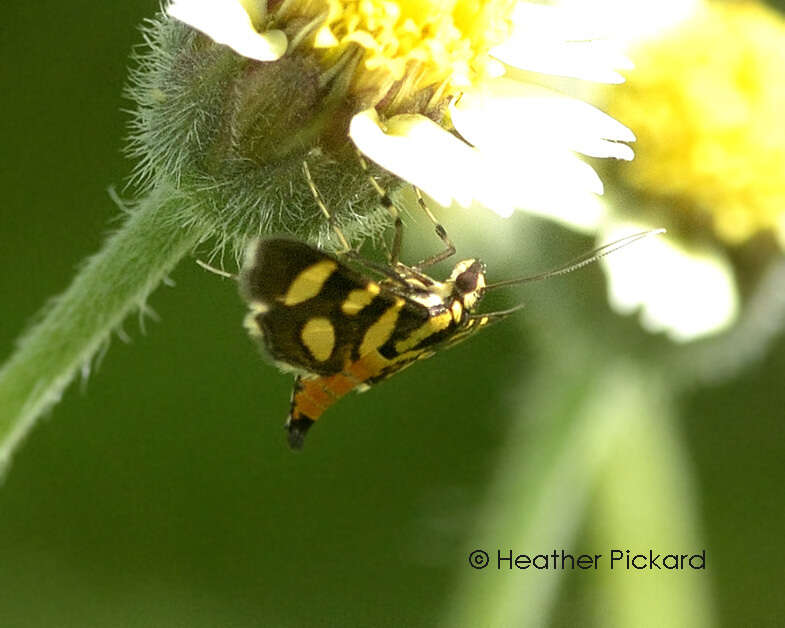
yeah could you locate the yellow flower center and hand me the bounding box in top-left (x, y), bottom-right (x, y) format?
top-left (608, 3), bottom-right (785, 246)
top-left (279, 0), bottom-right (515, 112)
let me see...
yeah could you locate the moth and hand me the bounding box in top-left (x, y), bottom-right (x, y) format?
top-left (241, 237), bottom-right (496, 449)
top-left (239, 230), bottom-right (658, 449)
top-left (227, 161), bottom-right (662, 449)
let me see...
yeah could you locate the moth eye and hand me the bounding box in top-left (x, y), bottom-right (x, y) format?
top-left (455, 269), bottom-right (478, 294)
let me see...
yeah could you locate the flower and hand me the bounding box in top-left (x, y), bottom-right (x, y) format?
top-left (609, 1), bottom-right (785, 248)
top-left (599, 218), bottom-right (738, 343)
top-left (165, 0), bottom-right (635, 225)
top-left (590, 0), bottom-right (785, 343)
top-left (167, 0), bottom-right (287, 61)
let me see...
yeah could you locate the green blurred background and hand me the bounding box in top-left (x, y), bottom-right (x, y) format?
top-left (2, 2), bottom-right (785, 626)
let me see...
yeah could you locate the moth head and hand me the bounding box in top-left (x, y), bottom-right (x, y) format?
top-left (449, 258), bottom-right (487, 310)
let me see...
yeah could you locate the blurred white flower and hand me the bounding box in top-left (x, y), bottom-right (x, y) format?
top-left (600, 220), bottom-right (738, 342)
top-left (592, 1), bottom-right (785, 342)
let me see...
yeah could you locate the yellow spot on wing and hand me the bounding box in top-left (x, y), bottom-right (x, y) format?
top-left (342, 287), bottom-right (377, 315)
top-left (395, 311), bottom-right (452, 353)
top-left (282, 260), bottom-right (337, 306)
top-left (301, 317), bottom-right (336, 362)
top-left (360, 297), bottom-right (404, 355)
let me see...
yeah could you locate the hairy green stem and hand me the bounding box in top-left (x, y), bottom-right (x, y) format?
top-left (0, 187), bottom-right (211, 472)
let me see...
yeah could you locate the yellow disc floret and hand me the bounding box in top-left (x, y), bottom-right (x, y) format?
top-left (609, 3), bottom-right (785, 246)
top-left (281, 0), bottom-right (515, 112)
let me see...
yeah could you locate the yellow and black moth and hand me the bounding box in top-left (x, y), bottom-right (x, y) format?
top-left (239, 229), bottom-right (659, 450)
top-left (241, 237), bottom-right (505, 449)
top-left (231, 158), bottom-right (661, 450)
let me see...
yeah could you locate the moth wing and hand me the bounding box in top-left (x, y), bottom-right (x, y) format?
top-left (241, 239), bottom-right (430, 376)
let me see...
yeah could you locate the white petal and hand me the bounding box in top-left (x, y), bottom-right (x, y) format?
top-left (556, 0), bottom-right (703, 45)
top-left (349, 109), bottom-right (606, 229)
top-left (167, 0), bottom-right (287, 62)
top-left (452, 79), bottom-right (634, 160)
top-left (472, 149), bottom-right (606, 224)
top-left (492, 40), bottom-right (631, 85)
top-left (349, 109), bottom-right (477, 208)
top-left (494, 4), bottom-right (633, 83)
top-left (511, 3), bottom-right (616, 41)
top-left (600, 221), bottom-right (739, 342)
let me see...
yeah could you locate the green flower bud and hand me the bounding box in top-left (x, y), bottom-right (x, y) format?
top-left (127, 15), bottom-right (398, 253)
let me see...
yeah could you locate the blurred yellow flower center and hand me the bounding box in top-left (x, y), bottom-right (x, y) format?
top-left (282, 0), bottom-right (515, 110)
top-left (609, 3), bottom-right (785, 246)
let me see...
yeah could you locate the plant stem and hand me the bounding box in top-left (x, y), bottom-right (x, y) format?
top-left (443, 360), bottom-right (629, 627)
top-left (444, 359), bottom-right (712, 627)
top-left (0, 187), bottom-right (211, 472)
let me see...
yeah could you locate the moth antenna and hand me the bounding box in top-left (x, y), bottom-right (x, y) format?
top-left (485, 229), bottom-right (665, 291)
top-left (196, 259), bottom-right (237, 280)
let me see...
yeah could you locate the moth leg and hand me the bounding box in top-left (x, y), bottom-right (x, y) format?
top-left (412, 187), bottom-right (456, 270)
top-left (355, 150), bottom-right (403, 265)
top-left (470, 304), bottom-right (526, 323)
top-left (302, 161), bottom-right (351, 253)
